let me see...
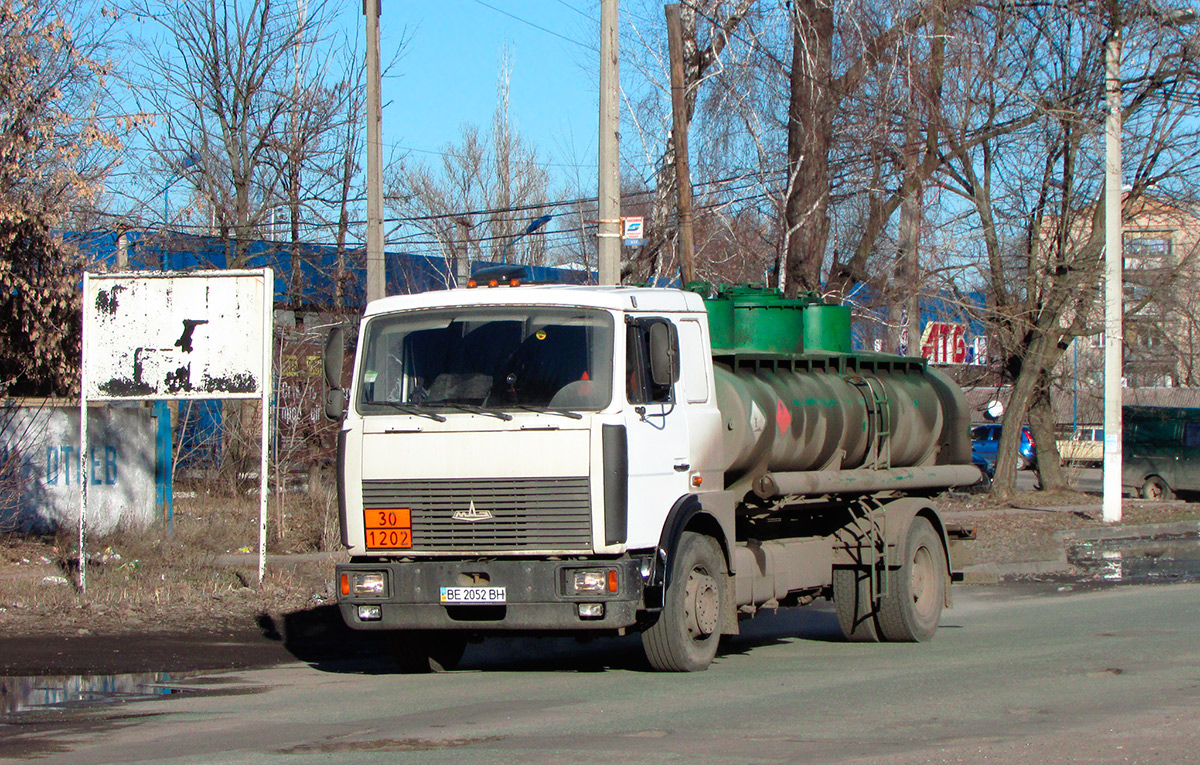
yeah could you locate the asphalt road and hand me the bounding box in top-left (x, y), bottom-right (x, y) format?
top-left (4, 580), bottom-right (1199, 763)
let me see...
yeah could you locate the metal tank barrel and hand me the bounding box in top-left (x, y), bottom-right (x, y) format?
top-left (702, 287), bottom-right (973, 494)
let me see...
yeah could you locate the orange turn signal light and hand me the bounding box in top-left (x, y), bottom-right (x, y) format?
top-left (608, 569), bottom-right (618, 593)
top-left (340, 573), bottom-right (350, 596)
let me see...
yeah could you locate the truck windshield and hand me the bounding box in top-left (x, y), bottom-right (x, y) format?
top-left (357, 306), bottom-right (614, 415)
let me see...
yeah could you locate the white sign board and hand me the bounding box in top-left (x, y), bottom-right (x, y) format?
top-left (622, 216), bottom-right (644, 239)
top-left (622, 216), bottom-right (645, 246)
top-left (78, 269), bottom-right (273, 593)
top-left (83, 271), bottom-right (271, 400)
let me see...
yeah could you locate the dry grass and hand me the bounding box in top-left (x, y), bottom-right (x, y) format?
top-left (0, 484), bottom-right (345, 638)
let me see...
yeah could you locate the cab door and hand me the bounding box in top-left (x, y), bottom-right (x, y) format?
top-left (622, 317), bottom-right (690, 549)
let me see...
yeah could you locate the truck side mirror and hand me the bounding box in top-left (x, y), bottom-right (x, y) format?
top-left (323, 326), bottom-right (345, 420)
top-left (648, 321), bottom-right (679, 387)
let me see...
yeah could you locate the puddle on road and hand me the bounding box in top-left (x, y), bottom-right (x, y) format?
top-left (1066, 533), bottom-right (1200, 584)
top-left (0, 672), bottom-right (188, 715)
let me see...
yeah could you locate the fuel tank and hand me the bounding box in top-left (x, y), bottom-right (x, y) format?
top-left (704, 288), bottom-right (972, 490)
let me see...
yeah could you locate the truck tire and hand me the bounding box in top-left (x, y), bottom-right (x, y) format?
top-left (391, 631), bottom-right (467, 673)
top-left (1141, 476), bottom-right (1173, 501)
top-left (877, 517), bottom-right (945, 642)
top-left (833, 567), bottom-right (880, 642)
top-left (642, 531), bottom-right (725, 671)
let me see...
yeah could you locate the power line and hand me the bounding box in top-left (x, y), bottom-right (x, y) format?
top-left (548, 0), bottom-right (594, 21)
top-left (468, 0), bottom-right (598, 52)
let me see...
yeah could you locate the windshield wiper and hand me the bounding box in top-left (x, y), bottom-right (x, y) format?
top-left (374, 401), bottom-right (446, 422)
top-left (433, 402), bottom-right (514, 421)
top-left (512, 405), bottom-right (583, 420)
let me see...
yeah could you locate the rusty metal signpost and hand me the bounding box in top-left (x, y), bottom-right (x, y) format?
top-left (79, 270), bottom-right (274, 593)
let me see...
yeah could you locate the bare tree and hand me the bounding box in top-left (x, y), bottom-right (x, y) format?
top-left (620, 0), bottom-right (759, 285)
top-left (385, 52), bottom-right (556, 285)
top-left (0, 0), bottom-right (122, 396)
top-left (127, 0), bottom-right (368, 492)
top-left (273, 3), bottom-right (352, 309)
top-left (129, 0), bottom-right (339, 268)
top-left (936, 0), bottom-right (1200, 497)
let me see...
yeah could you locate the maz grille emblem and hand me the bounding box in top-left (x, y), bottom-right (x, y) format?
top-left (452, 500), bottom-right (493, 522)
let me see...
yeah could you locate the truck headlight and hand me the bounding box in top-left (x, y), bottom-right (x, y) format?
top-left (341, 571), bottom-right (387, 597)
top-left (571, 569), bottom-right (618, 594)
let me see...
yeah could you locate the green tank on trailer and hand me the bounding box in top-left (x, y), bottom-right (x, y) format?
top-left (701, 286), bottom-right (973, 495)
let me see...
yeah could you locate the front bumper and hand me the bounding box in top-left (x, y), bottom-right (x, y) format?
top-left (337, 557), bottom-right (645, 631)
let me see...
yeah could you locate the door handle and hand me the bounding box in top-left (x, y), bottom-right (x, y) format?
top-left (674, 462), bottom-right (690, 472)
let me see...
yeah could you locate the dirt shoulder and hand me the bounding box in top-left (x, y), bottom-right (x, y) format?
top-left (1, 490), bottom-right (1197, 677)
top-left (942, 491), bottom-right (1200, 571)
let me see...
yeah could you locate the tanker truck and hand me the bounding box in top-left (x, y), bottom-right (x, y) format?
top-left (322, 275), bottom-right (979, 672)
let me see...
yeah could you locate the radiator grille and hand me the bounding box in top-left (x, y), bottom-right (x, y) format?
top-left (362, 477), bottom-right (592, 551)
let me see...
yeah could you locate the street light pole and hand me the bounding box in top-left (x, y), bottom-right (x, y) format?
top-left (500, 214), bottom-right (553, 264)
top-left (162, 156), bottom-right (197, 270)
top-left (1103, 32), bottom-right (1123, 523)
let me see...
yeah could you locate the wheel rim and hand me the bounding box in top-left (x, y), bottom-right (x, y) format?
top-left (1145, 480), bottom-right (1163, 499)
top-left (684, 566), bottom-right (719, 639)
top-left (910, 545), bottom-right (938, 620)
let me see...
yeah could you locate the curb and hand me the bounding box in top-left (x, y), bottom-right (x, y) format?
top-left (1057, 519), bottom-right (1200, 543)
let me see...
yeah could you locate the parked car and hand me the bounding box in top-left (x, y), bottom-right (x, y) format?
top-left (970, 423), bottom-right (1037, 471)
top-left (970, 451), bottom-right (994, 493)
top-left (1056, 426), bottom-right (1103, 467)
top-left (1123, 405), bottom-right (1200, 500)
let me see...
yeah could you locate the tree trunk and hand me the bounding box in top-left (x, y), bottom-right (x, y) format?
top-left (783, 0), bottom-right (833, 296)
top-left (1028, 370), bottom-right (1068, 492)
top-left (894, 112), bottom-right (922, 355)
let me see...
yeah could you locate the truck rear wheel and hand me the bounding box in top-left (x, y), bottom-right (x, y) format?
top-left (642, 531), bottom-right (725, 672)
top-left (833, 567), bottom-right (881, 642)
top-left (390, 631), bottom-right (467, 673)
top-left (877, 517), bottom-right (945, 642)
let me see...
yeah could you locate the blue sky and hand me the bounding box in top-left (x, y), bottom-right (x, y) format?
top-left (378, 1), bottom-right (602, 186)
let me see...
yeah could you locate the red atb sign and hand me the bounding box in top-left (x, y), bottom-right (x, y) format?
top-left (920, 322), bottom-right (967, 364)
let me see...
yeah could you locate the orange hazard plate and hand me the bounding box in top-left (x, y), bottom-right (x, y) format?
top-left (364, 508), bottom-right (412, 549)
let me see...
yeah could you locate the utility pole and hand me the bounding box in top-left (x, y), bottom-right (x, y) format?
top-left (1103, 31), bottom-right (1123, 523)
top-left (597, 0), bottom-right (621, 285)
top-left (364, 0), bottom-right (385, 303)
top-left (665, 4), bottom-right (696, 286)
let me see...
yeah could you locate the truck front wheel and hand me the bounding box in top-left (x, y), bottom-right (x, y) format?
top-left (877, 517), bottom-right (945, 642)
top-left (642, 531), bottom-right (725, 671)
top-left (390, 631), bottom-right (467, 673)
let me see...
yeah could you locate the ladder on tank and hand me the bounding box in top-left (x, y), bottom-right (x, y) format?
top-left (850, 376), bottom-right (891, 471)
